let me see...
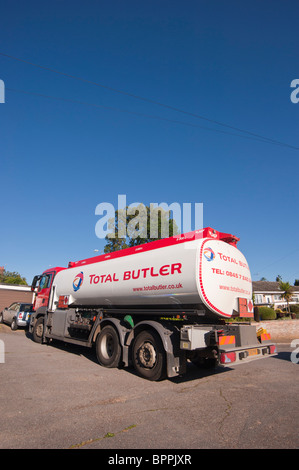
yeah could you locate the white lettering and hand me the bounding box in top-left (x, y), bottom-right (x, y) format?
top-left (290, 79), bottom-right (299, 104)
top-left (152, 454), bottom-right (192, 466)
top-left (95, 202), bottom-right (115, 239)
top-left (290, 339), bottom-right (299, 364)
top-left (127, 202), bottom-right (147, 239)
top-left (0, 339), bottom-right (4, 363)
top-left (0, 80), bottom-right (4, 103)
top-left (108, 454), bottom-right (143, 467)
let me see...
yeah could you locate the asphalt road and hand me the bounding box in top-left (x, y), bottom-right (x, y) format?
top-left (0, 324), bottom-right (298, 450)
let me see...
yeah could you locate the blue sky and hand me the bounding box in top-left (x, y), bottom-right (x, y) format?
top-left (0, 0), bottom-right (298, 285)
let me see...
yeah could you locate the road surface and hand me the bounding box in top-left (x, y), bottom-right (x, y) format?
top-left (0, 324), bottom-right (298, 450)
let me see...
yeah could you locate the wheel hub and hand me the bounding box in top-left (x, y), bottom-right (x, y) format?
top-left (36, 324), bottom-right (43, 337)
top-left (138, 342), bottom-right (156, 368)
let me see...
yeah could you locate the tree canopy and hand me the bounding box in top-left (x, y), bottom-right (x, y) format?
top-left (0, 269), bottom-right (28, 285)
top-left (104, 204), bottom-right (179, 253)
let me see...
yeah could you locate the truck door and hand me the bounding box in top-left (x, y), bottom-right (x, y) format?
top-left (34, 272), bottom-right (54, 311)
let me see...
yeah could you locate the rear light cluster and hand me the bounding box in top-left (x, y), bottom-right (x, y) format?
top-left (269, 345), bottom-right (277, 354)
top-left (220, 352), bottom-right (236, 364)
top-left (220, 345), bottom-right (277, 365)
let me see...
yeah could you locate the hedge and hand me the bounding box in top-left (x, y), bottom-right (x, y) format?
top-left (290, 304), bottom-right (299, 314)
top-left (258, 306), bottom-right (277, 321)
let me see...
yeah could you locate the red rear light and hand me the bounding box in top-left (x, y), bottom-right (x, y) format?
top-left (269, 345), bottom-right (277, 354)
top-left (18, 313), bottom-right (23, 319)
top-left (220, 352), bottom-right (236, 364)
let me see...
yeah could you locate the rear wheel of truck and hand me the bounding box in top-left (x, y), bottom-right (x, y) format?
top-left (32, 317), bottom-right (44, 343)
top-left (96, 325), bottom-right (122, 368)
top-left (132, 330), bottom-right (166, 381)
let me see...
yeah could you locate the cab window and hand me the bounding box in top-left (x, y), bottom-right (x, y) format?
top-left (38, 274), bottom-right (52, 291)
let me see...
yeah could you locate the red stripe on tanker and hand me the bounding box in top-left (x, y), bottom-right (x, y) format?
top-left (51, 229), bottom-right (252, 319)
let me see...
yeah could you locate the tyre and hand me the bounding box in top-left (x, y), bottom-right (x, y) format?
top-left (96, 325), bottom-right (122, 368)
top-left (132, 330), bottom-right (166, 381)
top-left (11, 318), bottom-right (18, 331)
top-left (32, 316), bottom-right (44, 343)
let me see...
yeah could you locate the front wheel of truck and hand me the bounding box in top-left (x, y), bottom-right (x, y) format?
top-left (32, 316), bottom-right (44, 343)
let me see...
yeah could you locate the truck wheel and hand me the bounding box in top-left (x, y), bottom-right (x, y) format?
top-left (96, 325), bottom-right (121, 368)
top-left (32, 317), bottom-right (44, 343)
top-left (132, 330), bottom-right (166, 381)
top-left (11, 318), bottom-right (18, 331)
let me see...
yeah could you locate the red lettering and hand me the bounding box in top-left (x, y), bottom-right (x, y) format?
top-left (159, 265), bottom-right (170, 276)
top-left (171, 263), bottom-right (182, 274)
top-left (141, 268), bottom-right (150, 278)
top-left (132, 269), bottom-right (140, 279)
top-left (89, 274), bottom-right (95, 284)
top-left (113, 273), bottom-right (119, 281)
top-left (212, 268), bottom-right (224, 275)
top-left (94, 276), bottom-right (100, 284)
top-left (123, 271), bottom-right (131, 280)
top-left (150, 267), bottom-right (159, 277)
top-left (105, 274), bottom-right (112, 282)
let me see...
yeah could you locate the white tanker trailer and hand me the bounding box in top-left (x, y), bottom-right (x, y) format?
top-left (29, 228), bottom-right (276, 380)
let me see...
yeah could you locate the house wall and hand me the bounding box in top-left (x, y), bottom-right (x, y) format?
top-left (254, 291), bottom-right (299, 308)
top-left (0, 285), bottom-right (34, 312)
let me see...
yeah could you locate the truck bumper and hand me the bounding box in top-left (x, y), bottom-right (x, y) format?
top-left (219, 343), bottom-right (277, 366)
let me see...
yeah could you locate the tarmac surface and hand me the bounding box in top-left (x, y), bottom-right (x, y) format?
top-left (0, 323), bottom-right (298, 450)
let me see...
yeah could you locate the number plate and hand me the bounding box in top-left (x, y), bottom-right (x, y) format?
top-left (248, 348), bottom-right (259, 356)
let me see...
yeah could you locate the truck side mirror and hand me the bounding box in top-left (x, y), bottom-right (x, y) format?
top-left (31, 275), bottom-right (41, 292)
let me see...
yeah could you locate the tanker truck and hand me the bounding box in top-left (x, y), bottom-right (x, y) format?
top-left (29, 227), bottom-right (276, 380)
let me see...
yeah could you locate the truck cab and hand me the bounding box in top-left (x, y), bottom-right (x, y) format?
top-left (31, 267), bottom-right (65, 313)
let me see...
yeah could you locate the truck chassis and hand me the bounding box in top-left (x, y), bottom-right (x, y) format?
top-left (29, 307), bottom-right (277, 381)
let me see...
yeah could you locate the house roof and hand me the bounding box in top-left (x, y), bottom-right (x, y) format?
top-left (252, 281), bottom-right (299, 293)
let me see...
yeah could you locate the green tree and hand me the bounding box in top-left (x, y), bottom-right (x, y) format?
top-left (0, 269), bottom-right (27, 285)
top-left (294, 279), bottom-right (299, 286)
top-left (279, 280), bottom-right (293, 313)
top-left (104, 204), bottom-right (179, 253)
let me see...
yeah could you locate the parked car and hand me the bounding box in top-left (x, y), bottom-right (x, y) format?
top-left (0, 302), bottom-right (33, 330)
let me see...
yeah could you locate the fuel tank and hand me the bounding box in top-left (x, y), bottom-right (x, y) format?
top-left (51, 228), bottom-right (252, 319)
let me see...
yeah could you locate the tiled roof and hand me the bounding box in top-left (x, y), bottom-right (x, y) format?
top-left (252, 281), bottom-right (299, 293)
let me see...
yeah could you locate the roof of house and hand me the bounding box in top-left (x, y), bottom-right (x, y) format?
top-left (252, 281), bottom-right (299, 293)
